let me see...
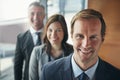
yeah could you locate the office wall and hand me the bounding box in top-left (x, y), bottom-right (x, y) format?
top-left (88, 0), bottom-right (120, 69)
top-left (0, 21), bottom-right (28, 44)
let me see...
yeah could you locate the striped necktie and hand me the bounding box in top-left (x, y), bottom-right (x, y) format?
top-left (36, 32), bottom-right (41, 46)
top-left (79, 72), bottom-right (89, 80)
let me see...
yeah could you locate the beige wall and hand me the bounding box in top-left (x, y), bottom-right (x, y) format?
top-left (88, 0), bottom-right (120, 69)
top-left (0, 21), bottom-right (28, 44)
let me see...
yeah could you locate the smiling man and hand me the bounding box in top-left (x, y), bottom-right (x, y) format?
top-left (41, 9), bottom-right (120, 80)
top-left (14, 2), bottom-right (45, 80)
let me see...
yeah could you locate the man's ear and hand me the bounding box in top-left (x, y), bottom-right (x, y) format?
top-left (102, 36), bottom-right (105, 42)
top-left (102, 39), bottom-right (104, 42)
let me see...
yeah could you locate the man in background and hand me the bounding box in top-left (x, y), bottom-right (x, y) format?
top-left (14, 1), bottom-right (45, 80)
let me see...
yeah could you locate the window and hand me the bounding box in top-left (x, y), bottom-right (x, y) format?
top-left (0, 0), bottom-right (37, 21)
top-left (47, 0), bottom-right (87, 17)
top-left (47, 0), bottom-right (88, 44)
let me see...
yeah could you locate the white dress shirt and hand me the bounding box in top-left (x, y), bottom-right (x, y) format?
top-left (30, 27), bottom-right (43, 45)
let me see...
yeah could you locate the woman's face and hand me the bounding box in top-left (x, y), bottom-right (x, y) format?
top-left (47, 21), bottom-right (64, 46)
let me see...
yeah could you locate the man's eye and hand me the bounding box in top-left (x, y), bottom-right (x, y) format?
top-left (31, 12), bottom-right (34, 16)
top-left (76, 34), bottom-right (84, 39)
top-left (48, 29), bottom-right (52, 32)
top-left (90, 35), bottom-right (97, 40)
top-left (37, 12), bottom-right (44, 16)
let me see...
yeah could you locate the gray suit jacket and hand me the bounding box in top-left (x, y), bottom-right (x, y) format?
top-left (14, 30), bottom-right (34, 80)
top-left (41, 54), bottom-right (120, 80)
top-left (29, 44), bottom-right (73, 80)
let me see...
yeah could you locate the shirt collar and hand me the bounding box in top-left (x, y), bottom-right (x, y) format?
top-left (30, 26), bottom-right (43, 34)
top-left (71, 55), bottom-right (99, 80)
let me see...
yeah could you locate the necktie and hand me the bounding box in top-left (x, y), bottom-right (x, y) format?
top-left (79, 72), bottom-right (89, 80)
top-left (36, 32), bottom-right (41, 46)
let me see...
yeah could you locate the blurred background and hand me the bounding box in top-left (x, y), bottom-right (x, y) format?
top-left (0, 0), bottom-right (120, 80)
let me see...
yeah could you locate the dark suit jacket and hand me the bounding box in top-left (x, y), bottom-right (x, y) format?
top-left (41, 54), bottom-right (120, 80)
top-left (14, 30), bottom-right (34, 80)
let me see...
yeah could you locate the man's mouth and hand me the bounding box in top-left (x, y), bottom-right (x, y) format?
top-left (78, 48), bottom-right (93, 54)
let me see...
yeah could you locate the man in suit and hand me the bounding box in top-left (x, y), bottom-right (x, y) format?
top-left (14, 2), bottom-right (45, 80)
top-left (41, 9), bottom-right (120, 80)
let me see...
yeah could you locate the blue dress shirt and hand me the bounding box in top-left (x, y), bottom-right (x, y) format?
top-left (71, 55), bottom-right (99, 80)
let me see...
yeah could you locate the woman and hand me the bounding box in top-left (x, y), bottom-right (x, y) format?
top-left (29, 14), bottom-right (73, 80)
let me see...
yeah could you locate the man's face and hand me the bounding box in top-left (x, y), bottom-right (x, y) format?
top-left (28, 5), bottom-right (45, 31)
top-left (72, 18), bottom-right (102, 63)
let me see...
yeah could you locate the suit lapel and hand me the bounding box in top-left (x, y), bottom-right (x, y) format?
top-left (62, 54), bottom-right (73, 80)
top-left (41, 51), bottom-right (49, 66)
top-left (23, 30), bottom-right (34, 55)
top-left (95, 58), bottom-right (107, 80)
top-left (61, 56), bottom-right (107, 80)
top-left (24, 30), bottom-right (34, 49)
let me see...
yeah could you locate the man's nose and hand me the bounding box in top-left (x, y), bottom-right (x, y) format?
top-left (82, 38), bottom-right (90, 48)
top-left (33, 14), bottom-right (38, 20)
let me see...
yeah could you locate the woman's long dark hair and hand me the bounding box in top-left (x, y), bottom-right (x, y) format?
top-left (42, 14), bottom-right (68, 55)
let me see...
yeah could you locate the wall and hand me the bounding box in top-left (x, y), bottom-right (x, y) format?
top-left (88, 0), bottom-right (120, 69)
top-left (0, 20), bottom-right (28, 44)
